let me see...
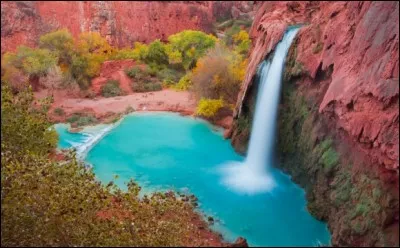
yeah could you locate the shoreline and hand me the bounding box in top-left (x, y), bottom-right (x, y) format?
top-left (41, 88), bottom-right (233, 134)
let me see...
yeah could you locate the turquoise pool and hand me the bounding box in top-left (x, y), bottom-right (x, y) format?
top-left (55, 112), bottom-right (331, 246)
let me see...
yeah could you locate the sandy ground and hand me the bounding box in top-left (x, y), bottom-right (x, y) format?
top-left (36, 89), bottom-right (197, 116)
top-left (35, 88), bottom-right (232, 132)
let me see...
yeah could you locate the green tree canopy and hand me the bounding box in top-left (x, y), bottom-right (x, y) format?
top-left (166, 30), bottom-right (217, 70)
top-left (145, 39), bottom-right (168, 65)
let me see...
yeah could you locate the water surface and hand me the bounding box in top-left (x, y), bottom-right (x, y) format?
top-left (56, 112), bottom-right (330, 246)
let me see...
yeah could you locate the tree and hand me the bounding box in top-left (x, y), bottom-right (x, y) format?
top-left (132, 42), bottom-right (149, 61)
top-left (74, 32), bottom-right (113, 78)
top-left (146, 39), bottom-right (168, 65)
top-left (1, 46), bottom-right (58, 91)
top-left (191, 43), bottom-right (245, 104)
top-left (39, 29), bottom-right (75, 66)
top-left (166, 30), bottom-right (217, 70)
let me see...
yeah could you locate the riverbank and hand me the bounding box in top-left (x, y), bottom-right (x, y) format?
top-left (35, 88), bottom-right (233, 133)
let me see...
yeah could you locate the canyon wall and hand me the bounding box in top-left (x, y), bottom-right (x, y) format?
top-left (1, 1), bottom-right (254, 53)
top-left (229, 1), bottom-right (399, 246)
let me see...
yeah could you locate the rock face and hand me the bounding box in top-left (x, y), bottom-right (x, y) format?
top-left (229, 1), bottom-right (399, 247)
top-left (1, 1), bottom-right (254, 53)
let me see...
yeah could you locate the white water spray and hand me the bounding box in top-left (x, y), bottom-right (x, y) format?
top-left (62, 116), bottom-right (126, 160)
top-left (220, 27), bottom-right (300, 194)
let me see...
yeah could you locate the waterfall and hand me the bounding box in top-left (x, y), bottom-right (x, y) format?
top-left (220, 27), bottom-right (300, 194)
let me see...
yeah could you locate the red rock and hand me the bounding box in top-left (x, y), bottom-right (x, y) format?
top-left (1, 1), bottom-right (254, 53)
top-left (216, 116), bottom-right (233, 129)
top-left (231, 0), bottom-right (399, 181)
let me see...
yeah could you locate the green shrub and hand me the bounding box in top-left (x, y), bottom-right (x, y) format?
top-left (350, 203), bottom-right (371, 219)
top-left (320, 139), bottom-right (333, 152)
top-left (66, 112), bottom-right (98, 127)
top-left (124, 106), bottom-right (135, 114)
top-left (101, 80), bottom-right (122, 97)
top-left (320, 147), bottom-right (339, 175)
top-left (331, 170), bottom-right (352, 206)
top-left (66, 113), bottom-right (81, 124)
top-left (125, 66), bottom-right (149, 81)
top-left (76, 115), bottom-right (98, 126)
top-left (146, 63), bottom-right (160, 77)
top-left (156, 68), bottom-right (183, 82)
top-left (132, 82), bottom-right (162, 93)
top-left (53, 107), bottom-right (65, 116)
top-left (145, 39), bottom-right (169, 65)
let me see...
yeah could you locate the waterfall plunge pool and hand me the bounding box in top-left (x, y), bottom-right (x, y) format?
top-left (55, 112), bottom-right (331, 246)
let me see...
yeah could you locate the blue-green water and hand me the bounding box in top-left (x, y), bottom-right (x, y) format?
top-left (55, 112), bottom-right (331, 246)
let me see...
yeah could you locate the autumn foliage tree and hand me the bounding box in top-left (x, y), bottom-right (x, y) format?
top-left (39, 28), bottom-right (75, 67)
top-left (191, 43), bottom-right (247, 106)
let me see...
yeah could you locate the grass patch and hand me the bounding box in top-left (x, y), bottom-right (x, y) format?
top-left (320, 147), bottom-right (339, 175)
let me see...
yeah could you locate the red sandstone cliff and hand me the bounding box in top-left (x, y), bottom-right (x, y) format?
top-left (229, 2), bottom-right (399, 246)
top-left (232, 1), bottom-right (399, 182)
top-left (1, 1), bottom-right (254, 53)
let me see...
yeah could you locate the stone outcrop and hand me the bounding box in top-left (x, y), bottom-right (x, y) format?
top-left (229, 1), bottom-right (399, 246)
top-left (1, 1), bottom-right (254, 53)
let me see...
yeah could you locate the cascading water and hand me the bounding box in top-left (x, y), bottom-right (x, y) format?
top-left (54, 116), bottom-right (126, 159)
top-left (220, 27), bottom-right (300, 194)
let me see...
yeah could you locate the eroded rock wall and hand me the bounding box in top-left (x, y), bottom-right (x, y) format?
top-left (229, 1), bottom-right (399, 246)
top-left (1, 1), bottom-right (253, 53)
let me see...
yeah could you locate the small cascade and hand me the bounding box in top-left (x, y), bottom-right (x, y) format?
top-left (76, 124), bottom-right (116, 159)
top-left (220, 27), bottom-right (300, 194)
top-left (55, 116), bottom-right (126, 160)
